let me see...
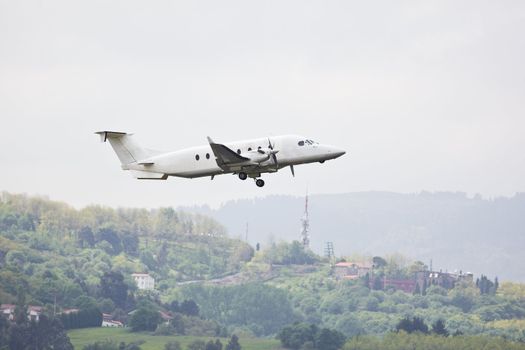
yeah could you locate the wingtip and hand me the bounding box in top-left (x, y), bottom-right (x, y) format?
top-left (207, 136), bottom-right (214, 144)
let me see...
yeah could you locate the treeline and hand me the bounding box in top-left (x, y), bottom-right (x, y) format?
top-left (0, 191), bottom-right (227, 242)
top-left (178, 283), bottom-right (296, 336)
top-left (343, 332), bottom-right (525, 350)
top-left (60, 307), bottom-right (102, 329)
top-left (0, 314), bottom-right (73, 350)
top-left (266, 260), bottom-right (525, 341)
top-left (0, 192), bottom-right (253, 328)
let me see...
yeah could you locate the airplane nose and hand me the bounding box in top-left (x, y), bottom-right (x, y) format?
top-left (331, 147), bottom-right (346, 158)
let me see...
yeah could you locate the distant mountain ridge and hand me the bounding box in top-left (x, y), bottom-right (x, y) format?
top-left (184, 191), bottom-right (525, 282)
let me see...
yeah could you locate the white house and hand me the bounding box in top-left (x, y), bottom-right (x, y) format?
top-left (1, 304), bottom-right (43, 322)
top-left (131, 273), bottom-right (155, 290)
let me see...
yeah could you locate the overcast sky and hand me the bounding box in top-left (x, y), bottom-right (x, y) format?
top-left (1, 1), bottom-right (524, 209)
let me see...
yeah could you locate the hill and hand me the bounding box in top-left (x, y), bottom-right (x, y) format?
top-left (0, 191), bottom-right (252, 307)
top-left (1, 191), bottom-right (525, 345)
top-left (186, 191), bottom-right (525, 281)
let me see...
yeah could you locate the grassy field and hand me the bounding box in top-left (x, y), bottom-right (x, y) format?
top-left (68, 327), bottom-right (284, 350)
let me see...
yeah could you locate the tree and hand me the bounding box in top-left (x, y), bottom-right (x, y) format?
top-left (164, 341), bottom-right (182, 350)
top-left (431, 319), bottom-right (449, 337)
top-left (277, 323), bottom-right (316, 349)
top-left (413, 283), bottom-right (421, 295)
top-left (97, 226), bottom-right (123, 254)
top-left (100, 271), bottom-right (128, 309)
top-left (372, 276), bottom-right (383, 291)
top-left (372, 256), bottom-right (387, 268)
top-left (315, 328), bottom-right (346, 350)
top-left (395, 317), bottom-right (429, 334)
top-left (205, 339), bottom-right (222, 350)
top-left (180, 300), bottom-right (199, 316)
top-left (61, 307), bottom-right (103, 330)
top-left (78, 226), bottom-right (95, 248)
top-left (187, 340), bottom-right (206, 350)
top-left (171, 313), bottom-right (185, 335)
top-left (121, 233), bottom-right (139, 256)
top-left (129, 308), bottom-right (161, 332)
top-left (225, 334), bottom-right (241, 350)
top-left (9, 315), bottom-right (74, 350)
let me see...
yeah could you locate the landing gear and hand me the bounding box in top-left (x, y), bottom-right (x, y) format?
top-left (238, 172), bottom-right (247, 180)
top-left (255, 179), bottom-right (265, 187)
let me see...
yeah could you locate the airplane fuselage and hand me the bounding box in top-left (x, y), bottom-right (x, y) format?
top-left (127, 135), bottom-right (344, 178)
top-left (96, 132), bottom-right (346, 187)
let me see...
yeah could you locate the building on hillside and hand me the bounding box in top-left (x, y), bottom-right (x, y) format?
top-left (132, 273), bottom-right (155, 290)
top-left (60, 308), bottom-right (79, 315)
top-left (383, 279), bottom-right (417, 293)
top-left (415, 270), bottom-right (474, 291)
top-left (0, 304), bottom-right (15, 321)
top-left (1, 304), bottom-right (43, 322)
top-left (159, 310), bottom-right (173, 324)
top-left (102, 313), bottom-right (123, 327)
top-left (334, 262), bottom-right (372, 280)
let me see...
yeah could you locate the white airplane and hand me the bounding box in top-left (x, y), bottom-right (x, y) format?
top-left (95, 131), bottom-right (346, 187)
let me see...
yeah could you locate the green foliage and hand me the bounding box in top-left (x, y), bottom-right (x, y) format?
top-left (61, 307), bottom-right (103, 329)
top-left (4, 315), bottom-right (73, 350)
top-left (225, 334), bottom-right (241, 350)
top-left (260, 241), bottom-right (318, 265)
top-left (180, 283), bottom-right (296, 336)
top-left (129, 308), bottom-right (162, 332)
top-left (187, 339), bottom-right (206, 350)
top-left (83, 340), bottom-right (120, 350)
top-left (432, 319), bottom-right (449, 336)
top-left (344, 332), bottom-right (525, 350)
top-left (100, 271), bottom-right (129, 309)
top-left (277, 323), bottom-right (345, 350)
top-left (204, 339), bottom-right (223, 350)
top-left (83, 340), bottom-right (144, 350)
top-left (395, 316), bottom-right (429, 334)
top-left (164, 340), bottom-right (182, 350)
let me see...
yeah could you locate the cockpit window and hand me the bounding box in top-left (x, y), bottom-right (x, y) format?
top-left (298, 141), bottom-right (305, 146)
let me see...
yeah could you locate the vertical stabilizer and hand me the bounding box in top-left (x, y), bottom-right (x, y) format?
top-left (95, 131), bottom-right (157, 165)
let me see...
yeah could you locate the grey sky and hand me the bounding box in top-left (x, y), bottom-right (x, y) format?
top-left (1, 1), bottom-right (524, 209)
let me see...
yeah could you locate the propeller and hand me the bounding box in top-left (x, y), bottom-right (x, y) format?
top-left (267, 138), bottom-right (278, 169)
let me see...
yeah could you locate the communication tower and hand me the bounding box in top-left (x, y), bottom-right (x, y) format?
top-left (324, 242), bottom-right (335, 265)
top-left (300, 192), bottom-right (310, 249)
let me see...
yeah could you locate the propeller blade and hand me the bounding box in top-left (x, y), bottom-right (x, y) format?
top-left (290, 165), bottom-right (295, 177)
top-left (268, 138), bottom-right (274, 150)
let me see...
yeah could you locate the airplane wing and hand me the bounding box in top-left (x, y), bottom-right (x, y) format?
top-left (207, 136), bottom-right (249, 169)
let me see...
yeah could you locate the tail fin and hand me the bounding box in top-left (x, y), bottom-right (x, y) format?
top-left (95, 131), bottom-right (159, 165)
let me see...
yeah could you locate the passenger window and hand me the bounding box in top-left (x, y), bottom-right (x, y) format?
top-left (298, 141), bottom-right (305, 146)
top-left (206, 153), bottom-right (210, 159)
top-left (248, 147), bottom-right (252, 151)
top-left (195, 154), bottom-right (200, 161)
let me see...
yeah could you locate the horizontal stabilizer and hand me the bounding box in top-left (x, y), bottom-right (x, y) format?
top-left (95, 131), bottom-right (128, 142)
top-left (130, 170), bottom-right (167, 180)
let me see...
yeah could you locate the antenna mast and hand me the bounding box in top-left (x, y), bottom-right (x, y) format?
top-left (300, 191), bottom-right (310, 249)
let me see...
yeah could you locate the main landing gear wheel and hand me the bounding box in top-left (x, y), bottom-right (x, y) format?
top-left (238, 172), bottom-right (248, 180)
top-left (255, 179), bottom-right (265, 187)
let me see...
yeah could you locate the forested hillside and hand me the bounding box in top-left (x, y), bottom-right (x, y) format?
top-left (189, 192), bottom-right (525, 281)
top-left (0, 192), bottom-right (252, 309)
top-left (1, 192), bottom-right (524, 348)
